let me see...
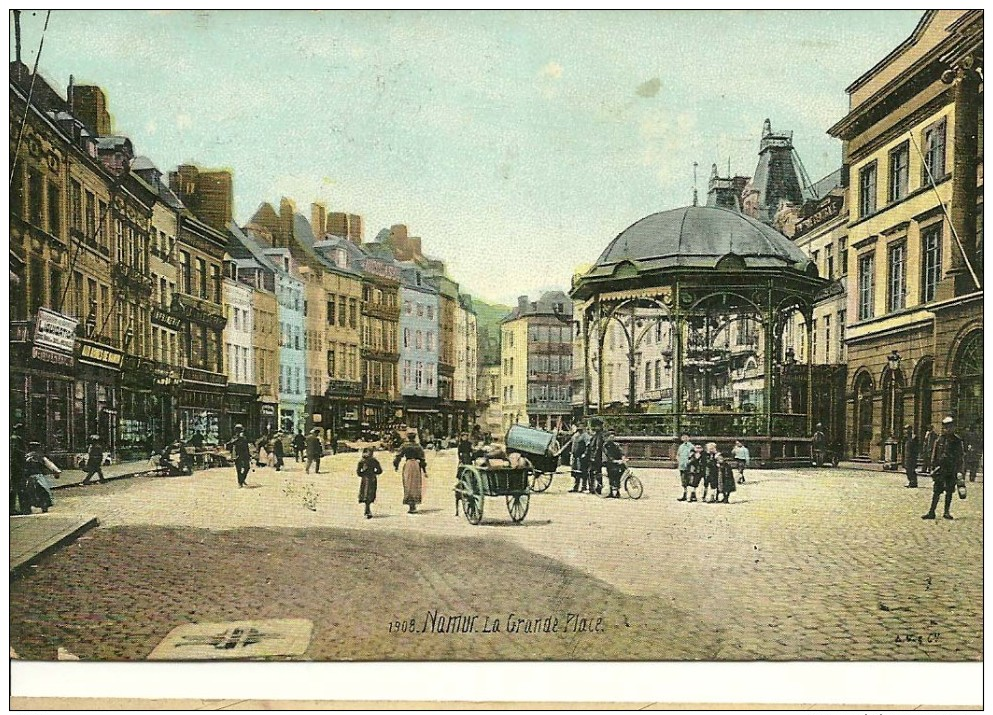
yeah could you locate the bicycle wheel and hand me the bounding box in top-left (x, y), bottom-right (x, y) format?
top-left (624, 470), bottom-right (644, 499)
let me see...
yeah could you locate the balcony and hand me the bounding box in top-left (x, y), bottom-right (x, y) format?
top-left (361, 346), bottom-right (399, 361)
top-left (362, 301), bottom-right (400, 321)
top-left (172, 294), bottom-right (227, 330)
top-left (112, 263), bottom-right (154, 297)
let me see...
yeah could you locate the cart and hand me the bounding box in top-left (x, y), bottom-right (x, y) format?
top-left (505, 424), bottom-right (562, 493)
top-left (455, 464), bottom-right (532, 525)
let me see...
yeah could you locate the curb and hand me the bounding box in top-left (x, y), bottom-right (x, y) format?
top-left (10, 516), bottom-right (100, 579)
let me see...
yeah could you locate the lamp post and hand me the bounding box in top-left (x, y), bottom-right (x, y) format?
top-left (883, 350), bottom-right (901, 469)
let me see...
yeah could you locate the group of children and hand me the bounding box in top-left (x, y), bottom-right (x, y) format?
top-left (675, 436), bottom-right (750, 504)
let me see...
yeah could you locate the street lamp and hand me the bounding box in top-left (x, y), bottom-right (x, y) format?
top-left (883, 350), bottom-right (902, 469)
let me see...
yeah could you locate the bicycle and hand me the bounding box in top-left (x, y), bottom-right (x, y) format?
top-left (621, 467), bottom-right (644, 499)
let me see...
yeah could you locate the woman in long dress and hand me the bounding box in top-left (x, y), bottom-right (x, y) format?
top-left (357, 447), bottom-right (382, 519)
top-left (393, 432), bottom-right (427, 514)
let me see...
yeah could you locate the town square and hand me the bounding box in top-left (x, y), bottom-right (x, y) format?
top-left (7, 7), bottom-right (984, 684)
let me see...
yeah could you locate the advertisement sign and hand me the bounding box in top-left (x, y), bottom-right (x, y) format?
top-left (34, 308), bottom-right (78, 353)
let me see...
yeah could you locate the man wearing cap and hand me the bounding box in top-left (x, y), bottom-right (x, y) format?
top-left (227, 425), bottom-right (252, 488)
top-left (923, 416), bottom-right (964, 520)
top-left (585, 418), bottom-right (606, 495)
top-left (902, 425), bottom-right (919, 489)
top-left (80, 434), bottom-right (107, 485)
top-left (602, 429), bottom-right (625, 499)
top-left (305, 428), bottom-right (324, 475)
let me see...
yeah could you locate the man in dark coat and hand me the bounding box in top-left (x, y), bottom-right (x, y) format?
top-left (585, 419), bottom-right (606, 495)
top-left (227, 425), bottom-right (252, 488)
top-left (271, 432), bottom-right (285, 471)
top-left (903, 425), bottom-right (920, 488)
top-left (292, 430), bottom-right (306, 462)
top-left (602, 430), bottom-right (625, 499)
top-left (811, 424), bottom-right (827, 467)
top-left (10, 424), bottom-right (26, 515)
top-left (305, 428), bottom-right (324, 474)
top-left (569, 424), bottom-right (591, 493)
top-left (457, 433), bottom-right (473, 465)
top-left (80, 435), bottom-right (107, 485)
top-left (921, 425), bottom-right (937, 473)
top-left (962, 422), bottom-right (981, 482)
top-left (923, 416), bottom-right (964, 520)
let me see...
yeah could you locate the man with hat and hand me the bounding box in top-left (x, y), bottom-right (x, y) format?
top-left (585, 418), bottom-right (606, 495)
top-left (270, 431), bottom-right (286, 472)
top-left (305, 427), bottom-right (324, 475)
top-left (923, 416), bottom-right (964, 520)
top-left (602, 429), bottom-right (626, 499)
top-left (80, 434), bottom-right (107, 485)
top-left (226, 424), bottom-right (252, 487)
top-left (811, 423), bottom-right (827, 467)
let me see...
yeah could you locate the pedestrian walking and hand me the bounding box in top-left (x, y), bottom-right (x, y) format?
top-left (293, 430), bottom-right (306, 462)
top-left (10, 423), bottom-right (26, 515)
top-left (357, 447), bottom-right (382, 519)
top-left (602, 429), bottom-right (625, 499)
top-left (457, 432), bottom-right (473, 465)
top-left (569, 423), bottom-right (591, 493)
top-left (701, 442), bottom-right (720, 503)
top-left (271, 432), bottom-right (285, 472)
top-left (305, 428), bottom-right (323, 474)
top-left (586, 419), bottom-right (606, 495)
top-left (80, 435), bottom-right (107, 485)
top-left (811, 424), bottom-right (827, 467)
top-left (921, 424), bottom-right (938, 474)
top-left (227, 425), bottom-right (252, 488)
top-left (255, 431), bottom-right (271, 468)
top-left (922, 416), bottom-right (964, 521)
top-left (732, 439), bottom-right (750, 484)
top-left (676, 433), bottom-right (695, 501)
top-left (903, 425), bottom-right (919, 488)
top-left (22, 441), bottom-right (62, 513)
top-left (962, 421), bottom-right (981, 482)
top-left (684, 443), bottom-right (705, 503)
top-left (394, 432), bottom-right (427, 514)
top-left (715, 452), bottom-right (737, 503)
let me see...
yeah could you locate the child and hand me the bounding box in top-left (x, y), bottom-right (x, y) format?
top-left (701, 442), bottom-right (720, 503)
top-left (357, 447), bottom-right (382, 519)
top-left (685, 444), bottom-right (705, 503)
top-left (716, 453), bottom-right (737, 503)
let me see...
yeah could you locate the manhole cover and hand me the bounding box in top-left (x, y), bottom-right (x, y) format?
top-left (147, 619), bottom-right (313, 660)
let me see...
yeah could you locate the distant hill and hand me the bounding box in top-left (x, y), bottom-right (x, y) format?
top-left (473, 299), bottom-right (511, 366)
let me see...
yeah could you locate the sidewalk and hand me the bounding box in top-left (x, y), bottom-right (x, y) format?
top-left (10, 514), bottom-right (99, 576)
top-left (52, 459), bottom-right (158, 490)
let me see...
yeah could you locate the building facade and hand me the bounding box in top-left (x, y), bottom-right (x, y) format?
top-left (399, 269), bottom-right (441, 433)
top-left (828, 9), bottom-right (983, 461)
top-left (222, 267), bottom-right (256, 440)
top-left (267, 246), bottom-right (306, 434)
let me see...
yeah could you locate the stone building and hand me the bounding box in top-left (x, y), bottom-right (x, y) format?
top-left (827, 9), bottom-right (983, 460)
top-left (398, 266), bottom-right (441, 433)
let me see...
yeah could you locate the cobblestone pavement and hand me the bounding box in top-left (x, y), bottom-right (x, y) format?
top-left (9, 451), bottom-right (982, 661)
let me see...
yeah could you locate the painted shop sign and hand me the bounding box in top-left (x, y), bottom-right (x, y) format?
top-left (182, 366), bottom-right (228, 387)
top-left (31, 345), bottom-right (75, 368)
top-left (326, 379), bottom-right (364, 397)
top-left (793, 195), bottom-right (844, 238)
top-left (151, 305), bottom-right (183, 330)
top-left (78, 340), bottom-right (124, 370)
top-left (363, 258), bottom-right (400, 282)
top-left (34, 308), bottom-right (78, 353)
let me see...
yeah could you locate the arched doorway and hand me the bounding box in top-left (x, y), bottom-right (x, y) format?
top-left (912, 358), bottom-right (934, 438)
top-left (880, 367), bottom-right (905, 442)
top-left (853, 372), bottom-right (874, 458)
top-left (953, 331), bottom-right (983, 429)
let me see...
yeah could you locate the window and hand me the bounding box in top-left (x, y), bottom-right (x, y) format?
top-left (823, 315), bottom-right (832, 364)
top-left (195, 258), bottom-right (207, 297)
top-left (922, 118), bottom-right (947, 182)
top-left (47, 181), bottom-right (61, 237)
top-left (415, 330), bottom-right (423, 349)
top-left (404, 301), bottom-right (411, 315)
top-left (179, 251), bottom-right (191, 294)
top-left (811, 250), bottom-right (819, 273)
top-left (70, 180), bottom-right (82, 232)
top-left (10, 165), bottom-right (23, 217)
top-left (825, 244), bottom-right (834, 280)
top-left (403, 328), bottom-right (410, 348)
top-left (417, 303), bottom-right (424, 317)
top-left (328, 349), bottom-right (336, 377)
top-left (810, 319), bottom-right (817, 363)
top-left (839, 237), bottom-right (848, 276)
top-left (49, 267), bottom-right (62, 310)
top-left (857, 253), bottom-right (875, 321)
top-left (72, 272), bottom-right (84, 318)
top-left (858, 162), bottom-right (877, 218)
top-left (426, 305), bottom-right (434, 319)
top-left (426, 332), bottom-right (434, 351)
top-left (644, 364), bottom-right (651, 390)
top-left (348, 298), bottom-right (357, 328)
top-left (921, 224), bottom-right (942, 303)
top-left (654, 360), bottom-right (662, 389)
top-left (327, 299), bottom-right (336, 326)
top-left (416, 362), bottom-right (423, 389)
top-left (28, 170), bottom-right (43, 226)
top-left (888, 141), bottom-right (909, 202)
top-left (211, 264), bottom-right (221, 303)
top-left (887, 242), bottom-right (907, 313)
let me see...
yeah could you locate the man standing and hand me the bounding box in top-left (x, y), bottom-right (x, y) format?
top-left (10, 424), bottom-right (26, 515)
top-left (902, 425), bottom-right (919, 488)
top-left (732, 439), bottom-right (750, 485)
top-left (292, 430), bottom-right (306, 462)
top-left (568, 423), bottom-right (591, 493)
top-left (962, 422), bottom-right (981, 482)
top-left (923, 416), bottom-right (964, 521)
top-left (811, 424), bottom-right (827, 467)
top-left (227, 425), bottom-right (252, 488)
top-left (271, 432), bottom-right (285, 472)
top-left (305, 428), bottom-right (323, 474)
top-left (676, 434), bottom-right (694, 501)
top-left (585, 418), bottom-right (606, 495)
top-left (457, 432), bottom-right (473, 466)
top-left (921, 424), bottom-right (937, 474)
top-left (602, 430), bottom-right (625, 499)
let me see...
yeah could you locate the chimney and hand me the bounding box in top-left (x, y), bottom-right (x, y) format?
top-left (279, 197), bottom-right (295, 247)
top-left (311, 202), bottom-right (327, 238)
top-left (517, 295), bottom-right (529, 312)
top-left (71, 85), bottom-right (112, 136)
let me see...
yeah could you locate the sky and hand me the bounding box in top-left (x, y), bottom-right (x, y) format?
top-left (13, 10), bottom-right (924, 306)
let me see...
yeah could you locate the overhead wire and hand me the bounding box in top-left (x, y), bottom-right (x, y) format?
top-left (10, 10), bottom-right (52, 187)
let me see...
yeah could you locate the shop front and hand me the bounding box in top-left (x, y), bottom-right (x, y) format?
top-left (75, 338), bottom-right (125, 459)
top-left (178, 366), bottom-right (227, 446)
top-left (11, 309), bottom-right (80, 468)
top-left (224, 383), bottom-right (258, 441)
top-left (322, 379), bottom-right (364, 440)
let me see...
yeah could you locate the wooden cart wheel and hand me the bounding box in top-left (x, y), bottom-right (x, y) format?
top-left (623, 470), bottom-right (644, 500)
top-left (529, 470), bottom-right (553, 493)
top-left (506, 493), bottom-right (530, 523)
top-left (462, 473), bottom-right (484, 525)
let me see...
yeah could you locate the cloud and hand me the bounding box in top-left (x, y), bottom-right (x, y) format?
top-left (635, 77), bottom-right (661, 98)
top-left (539, 61), bottom-right (564, 80)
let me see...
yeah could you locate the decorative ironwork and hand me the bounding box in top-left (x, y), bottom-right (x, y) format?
top-left (112, 263), bottom-right (154, 296)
